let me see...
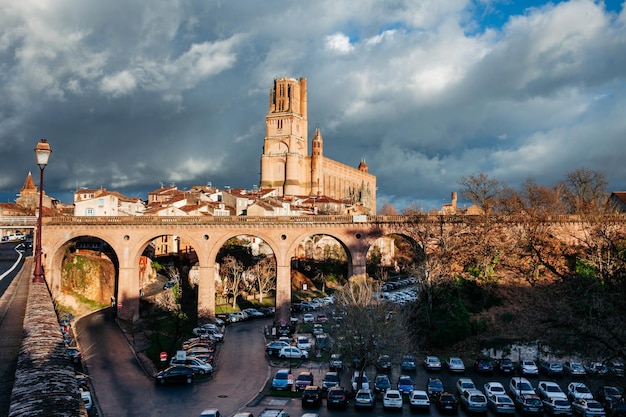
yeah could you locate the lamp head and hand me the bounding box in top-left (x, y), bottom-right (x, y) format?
top-left (35, 138), bottom-right (52, 168)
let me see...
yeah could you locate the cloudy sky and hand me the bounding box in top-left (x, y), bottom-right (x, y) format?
top-left (1, 0), bottom-right (625, 211)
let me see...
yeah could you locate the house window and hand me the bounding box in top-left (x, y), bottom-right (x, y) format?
top-left (98, 198), bottom-right (104, 207)
top-left (85, 208), bottom-right (95, 216)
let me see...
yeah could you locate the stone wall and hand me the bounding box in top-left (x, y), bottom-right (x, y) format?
top-left (9, 280), bottom-right (87, 417)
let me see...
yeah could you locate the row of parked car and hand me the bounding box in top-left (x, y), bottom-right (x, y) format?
top-left (155, 321), bottom-right (226, 384)
top-left (59, 316), bottom-right (93, 412)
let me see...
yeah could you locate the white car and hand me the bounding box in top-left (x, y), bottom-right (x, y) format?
top-left (538, 380), bottom-right (568, 400)
top-left (456, 377), bottom-right (477, 396)
top-left (568, 382), bottom-right (594, 401)
top-left (296, 336), bottom-right (311, 351)
top-left (278, 346), bottom-right (308, 359)
top-left (352, 371), bottom-right (370, 391)
top-left (303, 313), bottom-right (314, 323)
top-left (409, 390), bottom-right (431, 412)
top-left (170, 357), bottom-right (213, 375)
top-left (509, 377), bottom-right (536, 397)
top-left (383, 389), bottom-right (404, 410)
top-left (485, 381), bottom-right (507, 396)
top-left (446, 357), bottom-right (466, 372)
top-left (520, 359), bottom-right (539, 375)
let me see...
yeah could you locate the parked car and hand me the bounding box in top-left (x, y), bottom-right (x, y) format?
top-left (569, 383), bottom-right (594, 402)
top-left (311, 324), bottom-right (324, 336)
top-left (169, 357), bottom-right (213, 375)
top-left (301, 385), bottom-right (323, 408)
top-left (607, 360), bottom-right (625, 377)
top-left (538, 381), bottom-right (568, 400)
top-left (278, 346), bottom-right (308, 359)
top-left (295, 371), bottom-right (314, 391)
top-left (541, 361), bottom-right (565, 377)
top-left (497, 358), bottom-right (515, 374)
top-left (402, 355), bottom-right (417, 372)
top-left (456, 378), bottom-right (477, 397)
top-left (326, 386), bottom-right (348, 409)
top-left (329, 353), bottom-right (343, 370)
top-left (437, 392), bottom-right (459, 413)
top-left (485, 382), bottom-right (507, 397)
top-left (427, 377), bottom-right (444, 398)
top-left (155, 366), bottom-right (194, 384)
top-left (80, 389), bottom-right (93, 411)
top-left (383, 389), bottom-right (404, 410)
top-left (595, 386), bottom-right (624, 415)
top-left (572, 399), bottom-right (607, 417)
top-left (377, 354), bottom-right (392, 372)
top-left (354, 388), bottom-right (375, 409)
top-left (446, 357), bottom-right (466, 373)
top-left (424, 355), bottom-right (442, 371)
top-left (303, 313), bottom-right (314, 323)
top-left (563, 361), bottom-right (586, 377)
top-left (520, 360), bottom-right (540, 376)
top-left (374, 374), bottom-right (392, 394)
top-left (585, 362), bottom-right (610, 376)
top-left (475, 358), bottom-right (495, 374)
top-left (515, 394), bottom-right (544, 415)
top-left (398, 375), bottom-right (415, 396)
top-left (409, 390), bottom-right (431, 412)
top-left (266, 341), bottom-right (290, 356)
top-left (316, 313), bottom-right (329, 323)
top-left (272, 368), bottom-right (293, 390)
top-left (199, 409), bottom-right (221, 417)
top-left (66, 347), bottom-right (82, 364)
top-left (460, 389), bottom-right (488, 414)
top-left (322, 372), bottom-right (339, 390)
top-left (351, 371), bottom-right (370, 392)
top-left (296, 336), bottom-right (312, 351)
top-left (488, 394), bottom-right (516, 415)
top-left (509, 377), bottom-right (536, 398)
top-left (543, 397), bottom-right (573, 416)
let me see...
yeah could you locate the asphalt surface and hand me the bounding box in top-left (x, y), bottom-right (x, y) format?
top-left (0, 255), bottom-right (30, 416)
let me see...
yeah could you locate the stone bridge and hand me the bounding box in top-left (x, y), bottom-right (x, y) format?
top-left (26, 213), bottom-right (597, 323)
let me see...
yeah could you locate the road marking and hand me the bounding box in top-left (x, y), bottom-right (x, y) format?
top-left (0, 247), bottom-right (23, 282)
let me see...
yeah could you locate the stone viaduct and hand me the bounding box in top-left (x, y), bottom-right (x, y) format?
top-left (28, 214), bottom-right (596, 323)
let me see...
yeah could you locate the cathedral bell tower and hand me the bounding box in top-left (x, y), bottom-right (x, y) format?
top-left (260, 77), bottom-right (308, 197)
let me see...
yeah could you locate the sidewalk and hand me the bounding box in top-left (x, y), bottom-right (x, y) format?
top-left (0, 258), bottom-right (31, 416)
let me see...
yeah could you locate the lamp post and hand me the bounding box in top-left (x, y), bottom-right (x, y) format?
top-left (33, 138), bottom-right (51, 283)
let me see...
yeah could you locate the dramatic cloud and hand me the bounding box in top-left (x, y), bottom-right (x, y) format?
top-left (1, 0), bottom-right (625, 211)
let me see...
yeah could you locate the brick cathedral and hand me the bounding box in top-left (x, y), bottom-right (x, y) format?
top-left (260, 77), bottom-right (377, 214)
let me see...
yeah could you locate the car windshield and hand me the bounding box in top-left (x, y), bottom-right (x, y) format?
top-left (498, 396), bottom-right (513, 404)
top-left (606, 387), bottom-right (621, 395)
top-left (588, 402), bottom-right (603, 410)
top-left (325, 374), bottom-right (338, 381)
top-left (414, 394), bottom-right (428, 400)
top-left (356, 392), bottom-right (370, 399)
top-left (275, 373), bottom-right (287, 380)
top-left (519, 383), bottom-right (533, 391)
top-left (471, 395), bottom-right (486, 402)
top-left (491, 386), bottom-right (504, 393)
top-left (429, 380), bottom-right (443, 389)
top-left (547, 386), bottom-right (561, 392)
top-left (555, 400), bottom-right (570, 406)
top-left (400, 378), bottom-right (412, 385)
top-left (576, 386), bottom-right (591, 393)
top-left (526, 398), bottom-right (542, 406)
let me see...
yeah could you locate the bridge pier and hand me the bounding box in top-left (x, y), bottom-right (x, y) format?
top-left (198, 264), bottom-right (216, 319)
top-left (275, 263), bottom-right (291, 323)
top-left (117, 266), bottom-right (139, 322)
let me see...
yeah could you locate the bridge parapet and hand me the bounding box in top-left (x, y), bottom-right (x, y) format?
top-left (9, 278), bottom-right (87, 417)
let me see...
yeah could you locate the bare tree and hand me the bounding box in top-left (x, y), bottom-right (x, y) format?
top-left (331, 275), bottom-right (408, 390)
top-left (378, 201), bottom-right (399, 215)
top-left (220, 255), bottom-right (245, 308)
top-left (252, 256), bottom-right (276, 303)
top-left (563, 167), bottom-right (609, 215)
top-left (458, 172), bottom-right (505, 214)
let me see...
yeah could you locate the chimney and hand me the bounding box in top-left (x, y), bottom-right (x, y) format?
top-left (452, 192), bottom-right (457, 211)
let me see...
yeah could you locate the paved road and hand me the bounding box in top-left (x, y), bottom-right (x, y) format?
top-left (77, 312), bottom-right (272, 417)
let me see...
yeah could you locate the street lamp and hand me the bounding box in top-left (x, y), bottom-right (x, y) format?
top-left (33, 138), bottom-right (51, 283)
